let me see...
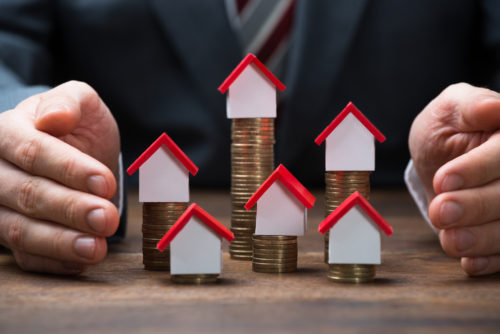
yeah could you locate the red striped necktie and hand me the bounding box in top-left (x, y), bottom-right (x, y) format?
top-left (231, 0), bottom-right (296, 79)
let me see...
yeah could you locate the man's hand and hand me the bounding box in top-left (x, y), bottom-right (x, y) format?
top-left (409, 83), bottom-right (500, 276)
top-left (0, 81), bottom-right (120, 274)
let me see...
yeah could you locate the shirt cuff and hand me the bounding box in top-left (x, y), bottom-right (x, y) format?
top-left (404, 159), bottom-right (437, 233)
top-left (111, 153), bottom-right (124, 217)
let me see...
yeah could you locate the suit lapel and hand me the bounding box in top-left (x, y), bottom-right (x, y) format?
top-left (148, 0), bottom-right (242, 111)
top-left (279, 0), bottom-right (369, 164)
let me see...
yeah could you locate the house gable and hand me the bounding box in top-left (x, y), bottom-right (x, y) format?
top-left (245, 164), bottom-right (315, 210)
top-left (170, 216), bottom-right (222, 275)
top-left (255, 181), bottom-right (306, 236)
top-left (218, 53), bottom-right (285, 119)
top-left (138, 146), bottom-right (189, 202)
top-left (325, 112), bottom-right (375, 171)
top-left (226, 63), bottom-right (277, 118)
top-left (329, 205), bottom-right (381, 264)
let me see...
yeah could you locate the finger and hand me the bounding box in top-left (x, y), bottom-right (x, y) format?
top-left (435, 83), bottom-right (500, 132)
top-left (438, 221), bottom-right (500, 258)
top-left (0, 159), bottom-right (119, 236)
top-left (0, 113), bottom-right (116, 199)
top-left (433, 132), bottom-right (500, 193)
top-left (0, 206), bottom-right (107, 264)
top-left (12, 250), bottom-right (87, 275)
top-left (461, 256), bottom-right (500, 276)
top-left (429, 179), bottom-right (500, 229)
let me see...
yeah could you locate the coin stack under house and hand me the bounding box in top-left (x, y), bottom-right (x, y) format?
top-left (230, 118), bottom-right (275, 260)
top-left (170, 274), bottom-right (219, 284)
top-left (252, 235), bottom-right (297, 273)
top-left (142, 202), bottom-right (188, 270)
top-left (324, 171), bottom-right (374, 282)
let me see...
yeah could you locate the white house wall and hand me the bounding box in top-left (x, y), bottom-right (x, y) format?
top-left (227, 64), bottom-right (277, 119)
top-left (325, 113), bottom-right (375, 171)
top-left (170, 216), bottom-right (222, 275)
top-left (138, 146), bottom-right (190, 202)
top-left (329, 205), bottom-right (381, 264)
top-left (255, 181), bottom-right (306, 236)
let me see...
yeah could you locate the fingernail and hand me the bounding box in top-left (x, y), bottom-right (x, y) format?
top-left (455, 230), bottom-right (476, 252)
top-left (439, 201), bottom-right (463, 227)
top-left (471, 257), bottom-right (489, 272)
top-left (36, 104), bottom-right (68, 120)
top-left (74, 237), bottom-right (96, 259)
top-left (87, 209), bottom-right (105, 233)
top-left (441, 174), bottom-right (463, 192)
top-left (87, 175), bottom-right (107, 197)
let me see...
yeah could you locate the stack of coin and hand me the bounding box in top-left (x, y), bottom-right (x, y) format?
top-left (142, 202), bottom-right (188, 271)
top-left (252, 235), bottom-right (297, 273)
top-left (327, 264), bottom-right (375, 283)
top-left (230, 118), bottom-right (275, 260)
top-left (324, 171), bottom-right (371, 263)
top-left (170, 274), bottom-right (219, 284)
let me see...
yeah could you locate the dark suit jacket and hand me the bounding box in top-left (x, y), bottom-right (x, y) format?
top-left (1, 0), bottom-right (499, 188)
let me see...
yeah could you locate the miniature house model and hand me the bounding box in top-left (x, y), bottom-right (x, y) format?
top-left (315, 102), bottom-right (386, 171)
top-left (218, 53), bottom-right (285, 119)
top-left (127, 133), bottom-right (198, 202)
top-left (318, 191), bottom-right (393, 264)
top-left (157, 203), bottom-right (234, 275)
top-left (245, 164), bottom-right (316, 236)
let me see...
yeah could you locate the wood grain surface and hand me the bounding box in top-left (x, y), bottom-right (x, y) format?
top-left (1, 189), bottom-right (499, 334)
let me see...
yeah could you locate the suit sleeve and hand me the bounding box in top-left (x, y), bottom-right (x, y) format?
top-left (0, 0), bottom-right (53, 111)
top-left (481, 0), bottom-right (500, 91)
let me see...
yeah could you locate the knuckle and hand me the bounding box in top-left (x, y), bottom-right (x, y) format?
top-left (15, 138), bottom-right (42, 172)
top-left (50, 230), bottom-right (67, 259)
top-left (63, 196), bottom-right (79, 228)
top-left (7, 213), bottom-right (26, 251)
top-left (59, 157), bottom-right (79, 187)
top-left (474, 192), bottom-right (488, 223)
top-left (17, 178), bottom-right (39, 214)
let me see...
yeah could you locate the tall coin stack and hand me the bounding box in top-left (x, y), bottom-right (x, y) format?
top-left (142, 202), bottom-right (188, 270)
top-left (252, 235), bottom-right (297, 273)
top-left (230, 118), bottom-right (275, 260)
top-left (324, 171), bottom-right (371, 262)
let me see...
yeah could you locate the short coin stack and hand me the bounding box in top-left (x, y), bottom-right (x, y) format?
top-left (327, 264), bottom-right (375, 283)
top-left (252, 235), bottom-right (297, 273)
top-left (170, 274), bottom-right (219, 284)
top-left (324, 171), bottom-right (371, 267)
top-left (230, 118), bottom-right (275, 260)
top-left (142, 202), bottom-right (188, 271)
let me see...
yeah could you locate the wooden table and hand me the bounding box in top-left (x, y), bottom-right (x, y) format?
top-left (1, 189), bottom-right (499, 333)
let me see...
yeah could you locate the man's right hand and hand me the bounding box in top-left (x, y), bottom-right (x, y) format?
top-left (0, 81), bottom-right (120, 274)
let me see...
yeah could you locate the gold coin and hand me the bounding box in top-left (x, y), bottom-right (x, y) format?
top-left (170, 274), bottom-right (219, 284)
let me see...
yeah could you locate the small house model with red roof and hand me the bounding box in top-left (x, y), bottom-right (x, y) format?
top-left (127, 133), bottom-right (198, 203)
top-left (245, 164), bottom-right (316, 236)
top-left (315, 102), bottom-right (386, 171)
top-left (157, 203), bottom-right (234, 275)
top-left (218, 53), bottom-right (285, 119)
top-left (318, 191), bottom-right (393, 264)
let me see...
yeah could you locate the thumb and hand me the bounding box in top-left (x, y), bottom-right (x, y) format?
top-left (34, 95), bottom-right (82, 137)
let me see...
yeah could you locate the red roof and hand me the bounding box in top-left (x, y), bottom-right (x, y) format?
top-left (218, 53), bottom-right (286, 93)
top-left (245, 164), bottom-right (316, 210)
top-left (318, 191), bottom-right (393, 236)
top-left (315, 102), bottom-right (386, 145)
top-left (126, 133), bottom-right (198, 176)
top-left (157, 203), bottom-right (234, 252)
